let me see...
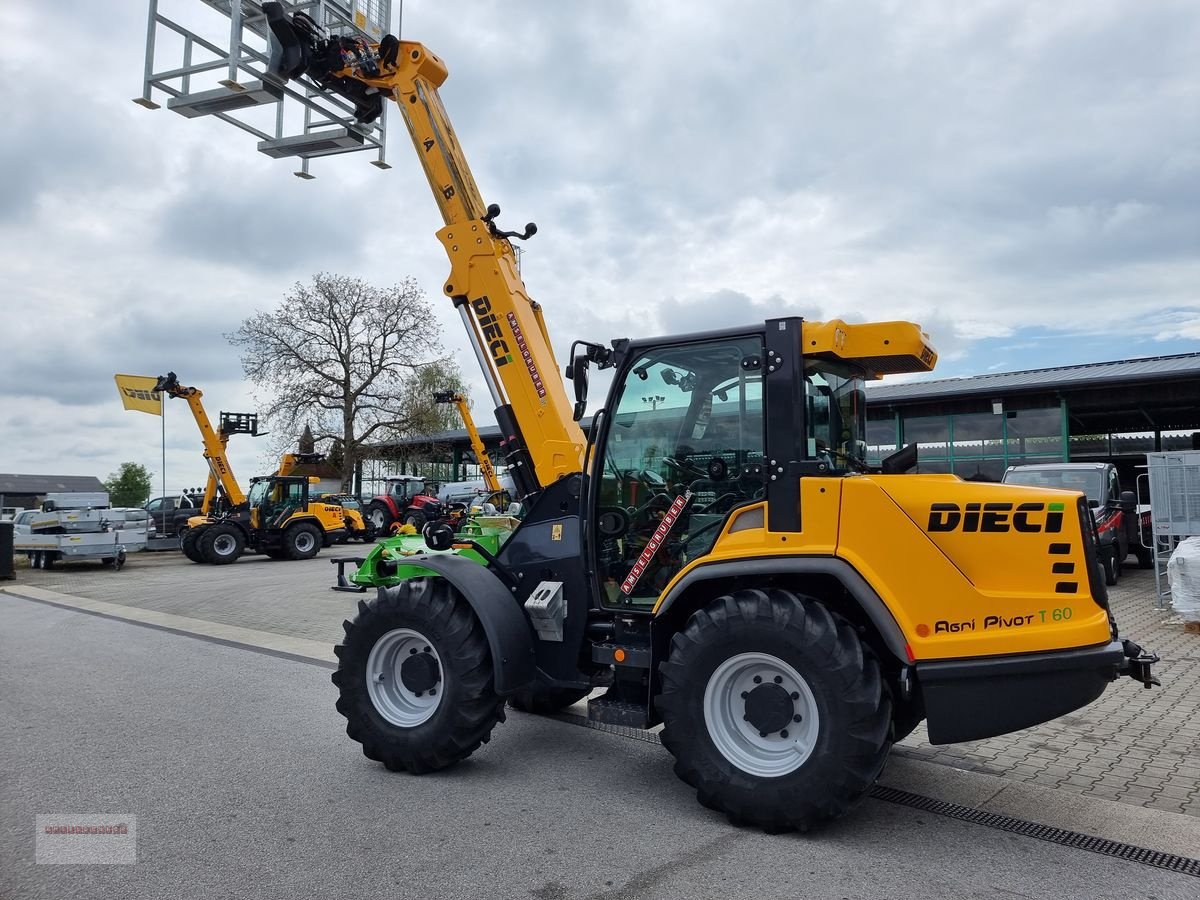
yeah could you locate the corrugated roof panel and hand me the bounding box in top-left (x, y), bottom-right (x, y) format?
top-left (0, 474), bottom-right (106, 494)
top-left (866, 353), bottom-right (1200, 403)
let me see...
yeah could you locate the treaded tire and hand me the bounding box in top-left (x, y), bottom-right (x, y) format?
top-left (332, 578), bottom-right (506, 773)
top-left (365, 502), bottom-right (395, 535)
top-left (181, 527), bottom-right (206, 564)
top-left (200, 523), bottom-right (244, 565)
top-left (508, 685), bottom-right (591, 714)
top-left (657, 588), bottom-right (892, 832)
top-left (283, 522), bottom-right (322, 560)
top-left (1135, 546), bottom-right (1154, 569)
top-left (1103, 548), bottom-right (1119, 586)
top-left (403, 511), bottom-right (427, 531)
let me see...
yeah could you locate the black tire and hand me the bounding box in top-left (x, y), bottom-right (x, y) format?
top-left (1103, 547), bottom-right (1119, 586)
top-left (365, 501), bottom-right (395, 536)
top-left (508, 685), bottom-right (591, 714)
top-left (657, 588), bottom-right (892, 832)
top-left (402, 510), bottom-right (427, 531)
top-left (200, 523), bottom-right (245, 565)
top-left (332, 578), bottom-right (506, 773)
top-left (1135, 546), bottom-right (1155, 569)
top-left (283, 522), bottom-right (322, 560)
top-left (181, 527), bottom-right (207, 564)
top-left (42, 552), bottom-right (57, 570)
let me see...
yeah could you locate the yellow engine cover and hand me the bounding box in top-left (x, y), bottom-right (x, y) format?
top-left (667, 475), bottom-right (1112, 662)
top-left (837, 476), bottom-right (1111, 660)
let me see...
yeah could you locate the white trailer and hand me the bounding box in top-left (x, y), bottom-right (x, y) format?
top-left (15, 493), bottom-right (147, 570)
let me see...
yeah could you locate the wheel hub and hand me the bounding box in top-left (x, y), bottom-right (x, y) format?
top-left (366, 628), bottom-right (444, 727)
top-left (400, 651), bottom-right (440, 694)
top-left (703, 651), bottom-right (820, 777)
top-left (743, 682), bottom-right (794, 734)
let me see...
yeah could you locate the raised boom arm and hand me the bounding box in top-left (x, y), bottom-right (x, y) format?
top-left (434, 391), bottom-right (501, 494)
top-left (264, 3), bottom-right (583, 497)
top-left (152, 372), bottom-right (249, 507)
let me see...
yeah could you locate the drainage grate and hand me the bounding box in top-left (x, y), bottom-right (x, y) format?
top-left (869, 785), bottom-right (1200, 878)
top-left (551, 711), bottom-right (1200, 878)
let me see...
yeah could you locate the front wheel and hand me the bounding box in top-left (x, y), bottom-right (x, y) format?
top-left (402, 510), bottom-right (427, 531)
top-left (201, 523), bottom-right (245, 565)
top-left (181, 527), bottom-right (207, 563)
top-left (657, 588), bottom-right (892, 832)
top-left (283, 522), bottom-right (322, 560)
top-left (332, 578), bottom-right (506, 773)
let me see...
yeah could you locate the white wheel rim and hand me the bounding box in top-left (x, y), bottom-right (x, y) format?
top-left (366, 628), bottom-right (444, 727)
top-left (703, 651), bottom-right (820, 778)
top-left (294, 531), bottom-right (316, 553)
top-left (212, 533), bottom-right (238, 556)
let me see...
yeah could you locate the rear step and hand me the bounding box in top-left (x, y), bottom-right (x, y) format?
top-left (588, 691), bottom-right (650, 729)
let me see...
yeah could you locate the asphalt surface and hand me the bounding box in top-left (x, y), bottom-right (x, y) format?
top-left (1, 598), bottom-right (1195, 900)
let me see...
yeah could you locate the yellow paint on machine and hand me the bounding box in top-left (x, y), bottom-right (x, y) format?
top-left (656, 476), bottom-right (1110, 662)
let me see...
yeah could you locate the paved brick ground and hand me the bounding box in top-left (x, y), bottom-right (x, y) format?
top-left (7, 550), bottom-right (1198, 817)
top-left (897, 568), bottom-right (1200, 818)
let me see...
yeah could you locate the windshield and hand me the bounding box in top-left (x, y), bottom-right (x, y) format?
top-left (1004, 468), bottom-right (1103, 504)
top-left (804, 360), bottom-right (867, 472)
top-left (247, 480), bottom-right (270, 507)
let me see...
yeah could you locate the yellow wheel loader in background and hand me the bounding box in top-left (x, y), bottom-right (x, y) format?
top-left (154, 373), bottom-right (368, 564)
top-left (156, 5), bottom-right (1160, 831)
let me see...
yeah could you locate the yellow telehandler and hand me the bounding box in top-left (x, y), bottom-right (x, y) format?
top-left (160, 5), bottom-right (1160, 831)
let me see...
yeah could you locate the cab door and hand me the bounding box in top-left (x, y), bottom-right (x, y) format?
top-left (590, 335), bottom-right (765, 610)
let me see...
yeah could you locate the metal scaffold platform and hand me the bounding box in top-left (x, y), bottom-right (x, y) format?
top-left (135, 1), bottom-right (394, 177)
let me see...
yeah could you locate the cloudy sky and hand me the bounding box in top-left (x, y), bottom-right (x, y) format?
top-left (1, 0), bottom-right (1197, 494)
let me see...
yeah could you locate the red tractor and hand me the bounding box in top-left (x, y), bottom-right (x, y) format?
top-left (363, 476), bottom-right (451, 534)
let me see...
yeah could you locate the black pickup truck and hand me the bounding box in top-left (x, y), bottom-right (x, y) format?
top-left (143, 493), bottom-right (209, 537)
top-left (1001, 462), bottom-right (1153, 586)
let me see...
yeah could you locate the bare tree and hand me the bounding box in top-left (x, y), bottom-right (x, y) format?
top-left (228, 273), bottom-right (464, 489)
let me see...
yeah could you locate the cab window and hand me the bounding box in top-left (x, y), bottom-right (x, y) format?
top-left (595, 336), bottom-right (764, 609)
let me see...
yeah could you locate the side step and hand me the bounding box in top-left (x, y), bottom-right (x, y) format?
top-left (588, 689), bottom-right (650, 729)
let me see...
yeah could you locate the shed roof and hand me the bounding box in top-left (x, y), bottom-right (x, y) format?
top-left (866, 353), bottom-right (1200, 403)
top-left (0, 474), bottom-right (106, 494)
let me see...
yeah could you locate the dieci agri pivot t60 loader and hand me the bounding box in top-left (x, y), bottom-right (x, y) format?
top-left (250, 4), bottom-right (1159, 830)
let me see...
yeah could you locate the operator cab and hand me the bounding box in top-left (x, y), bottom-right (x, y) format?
top-left (247, 475), bottom-right (311, 529)
top-left (587, 327), bottom-right (872, 611)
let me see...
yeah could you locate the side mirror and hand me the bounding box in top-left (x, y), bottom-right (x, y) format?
top-left (1119, 490), bottom-right (1136, 514)
top-left (569, 352), bottom-right (589, 422)
top-left (881, 443), bottom-right (918, 475)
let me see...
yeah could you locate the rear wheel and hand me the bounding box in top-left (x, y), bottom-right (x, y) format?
top-left (1103, 547), bottom-right (1119, 586)
top-left (332, 578), bottom-right (506, 773)
top-left (283, 522), bottom-right (322, 560)
top-left (181, 527), bottom-right (207, 563)
top-left (508, 685), bottom-right (591, 714)
top-left (201, 523), bottom-right (245, 565)
top-left (657, 588), bottom-right (892, 832)
top-left (365, 502), bottom-right (395, 536)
